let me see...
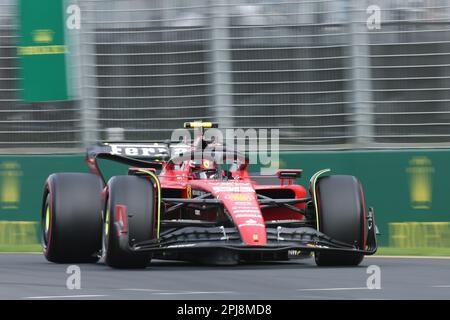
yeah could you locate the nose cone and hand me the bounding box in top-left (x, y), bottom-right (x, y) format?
top-left (218, 192), bottom-right (267, 246)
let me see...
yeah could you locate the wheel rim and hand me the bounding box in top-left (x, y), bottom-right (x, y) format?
top-left (102, 206), bottom-right (110, 257)
top-left (104, 207), bottom-right (110, 237)
top-left (45, 206), bottom-right (50, 235)
top-left (41, 195), bottom-right (50, 249)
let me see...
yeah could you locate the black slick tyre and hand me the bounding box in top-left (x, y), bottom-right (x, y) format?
top-left (103, 176), bottom-right (155, 269)
top-left (313, 175), bottom-right (366, 267)
top-left (42, 173), bottom-right (104, 263)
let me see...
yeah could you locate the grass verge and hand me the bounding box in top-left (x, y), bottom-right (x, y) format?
top-left (0, 244), bottom-right (41, 252)
top-left (0, 245), bottom-right (449, 257)
top-left (376, 247), bottom-right (450, 257)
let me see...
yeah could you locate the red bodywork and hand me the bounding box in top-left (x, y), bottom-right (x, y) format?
top-left (157, 151), bottom-right (307, 247)
top-left (84, 125), bottom-right (378, 261)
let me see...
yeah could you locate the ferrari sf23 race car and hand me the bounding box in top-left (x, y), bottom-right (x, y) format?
top-left (41, 122), bottom-right (377, 268)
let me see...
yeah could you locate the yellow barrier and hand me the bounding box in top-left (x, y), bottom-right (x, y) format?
top-left (389, 222), bottom-right (450, 248)
top-left (0, 221), bottom-right (39, 245)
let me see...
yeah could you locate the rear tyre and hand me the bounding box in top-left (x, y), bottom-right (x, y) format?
top-left (313, 175), bottom-right (366, 267)
top-left (103, 176), bottom-right (155, 269)
top-left (42, 173), bottom-right (104, 263)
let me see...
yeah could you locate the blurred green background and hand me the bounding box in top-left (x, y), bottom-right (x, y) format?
top-left (1, 149), bottom-right (449, 255)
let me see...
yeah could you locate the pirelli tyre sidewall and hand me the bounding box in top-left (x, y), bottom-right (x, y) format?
top-left (314, 175), bottom-right (366, 267)
top-left (42, 173), bottom-right (104, 263)
top-left (103, 175), bottom-right (155, 269)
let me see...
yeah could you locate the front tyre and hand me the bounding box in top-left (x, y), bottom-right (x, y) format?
top-left (42, 173), bottom-right (104, 263)
top-left (313, 175), bottom-right (366, 267)
top-left (103, 176), bottom-right (155, 269)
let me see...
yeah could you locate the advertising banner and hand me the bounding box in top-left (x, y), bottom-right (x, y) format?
top-left (18, 0), bottom-right (69, 102)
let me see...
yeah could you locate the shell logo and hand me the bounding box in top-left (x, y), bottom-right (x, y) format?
top-left (186, 185), bottom-right (192, 199)
top-left (225, 194), bottom-right (252, 201)
top-left (203, 160), bottom-right (210, 169)
top-left (0, 161), bottom-right (22, 209)
top-left (32, 29), bottom-right (54, 43)
top-left (406, 156), bottom-right (434, 210)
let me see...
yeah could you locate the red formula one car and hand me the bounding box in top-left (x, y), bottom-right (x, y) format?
top-left (41, 122), bottom-right (377, 268)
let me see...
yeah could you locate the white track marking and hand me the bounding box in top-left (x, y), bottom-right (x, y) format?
top-left (153, 291), bottom-right (236, 295)
top-left (297, 287), bottom-right (377, 291)
top-left (432, 285), bottom-right (450, 288)
top-left (117, 289), bottom-right (236, 295)
top-left (24, 294), bottom-right (108, 299)
top-left (118, 288), bottom-right (165, 292)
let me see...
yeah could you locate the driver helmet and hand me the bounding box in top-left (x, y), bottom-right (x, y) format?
top-left (190, 159), bottom-right (219, 179)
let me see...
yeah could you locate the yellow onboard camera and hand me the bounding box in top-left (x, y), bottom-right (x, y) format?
top-left (183, 122), bottom-right (219, 129)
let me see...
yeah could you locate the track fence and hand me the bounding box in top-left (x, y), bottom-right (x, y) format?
top-left (0, 0), bottom-right (449, 151)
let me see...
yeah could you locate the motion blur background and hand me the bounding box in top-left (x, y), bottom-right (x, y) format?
top-left (0, 0), bottom-right (449, 253)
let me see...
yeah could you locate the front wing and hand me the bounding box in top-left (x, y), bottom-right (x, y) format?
top-left (116, 208), bottom-right (378, 257)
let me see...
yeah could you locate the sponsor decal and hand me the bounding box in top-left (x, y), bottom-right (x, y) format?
top-left (237, 223), bottom-right (265, 228)
top-left (230, 202), bottom-right (254, 207)
top-left (167, 243), bottom-right (197, 248)
top-left (109, 144), bottom-right (168, 157)
top-left (213, 186), bottom-right (255, 193)
top-left (406, 156), bottom-right (434, 209)
top-left (0, 161), bottom-right (22, 209)
top-left (170, 144), bottom-right (191, 157)
top-left (186, 185), bottom-right (192, 199)
top-left (33, 29), bottom-right (54, 43)
top-left (307, 243), bottom-right (329, 249)
top-left (235, 214), bottom-right (262, 218)
top-left (192, 189), bottom-right (207, 197)
top-left (231, 206), bottom-right (259, 211)
top-left (233, 209), bottom-right (261, 213)
top-left (210, 182), bottom-right (255, 194)
top-left (18, 45), bottom-right (67, 55)
top-left (225, 194), bottom-right (253, 201)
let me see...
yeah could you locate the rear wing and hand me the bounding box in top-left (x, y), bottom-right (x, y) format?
top-left (86, 142), bottom-right (172, 183)
top-left (87, 142), bottom-right (170, 162)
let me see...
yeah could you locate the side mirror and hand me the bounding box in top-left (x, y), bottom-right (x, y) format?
top-left (277, 169), bottom-right (303, 180)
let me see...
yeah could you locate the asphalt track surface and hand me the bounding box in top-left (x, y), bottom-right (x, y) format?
top-left (0, 253), bottom-right (449, 299)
